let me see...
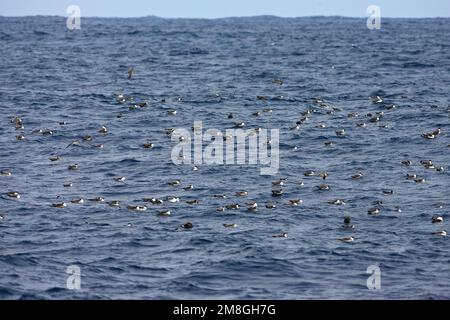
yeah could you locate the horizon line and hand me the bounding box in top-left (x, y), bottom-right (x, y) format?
top-left (0, 14), bottom-right (449, 19)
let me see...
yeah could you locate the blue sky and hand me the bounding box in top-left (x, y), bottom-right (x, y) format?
top-left (1, 0), bottom-right (449, 18)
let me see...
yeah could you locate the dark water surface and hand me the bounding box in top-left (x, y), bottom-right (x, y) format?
top-left (0, 16), bottom-right (449, 299)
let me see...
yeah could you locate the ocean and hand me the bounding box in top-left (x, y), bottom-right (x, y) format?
top-left (0, 16), bottom-right (449, 299)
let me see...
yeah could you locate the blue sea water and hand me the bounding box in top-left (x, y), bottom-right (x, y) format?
top-left (0, 16), bottom-right (449, 299)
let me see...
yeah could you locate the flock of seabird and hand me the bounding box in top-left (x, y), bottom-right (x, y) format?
top-left (1, 77), bottom-right (448, 242)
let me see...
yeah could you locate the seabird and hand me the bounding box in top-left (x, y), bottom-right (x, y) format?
top-left (82, 135), bottom-right (93, 141)
top-left (318, 172), bottom-right (328, 180)
top-left (143, 142), bottom-right (154, 149)
top-left (167, 196), bottom-right (180, 203)
top-left (236, 191), bottom-right (248, 197)
top-left (317, 184), bottom-right (330, 191)
top-left (402, 160), bottom-right (412, 166)
top-left (335, 129), bottom-right (345, 136)
top-left (272, 179), bottom-right (285, 186)
top-left (272, 189), bottom-right (283, 197)
top-left (288, 199), bottom-right (302, 206)
top-left (368, 207), bottom-right (380, 215)
top-left (422, 128), bottom-right (441, 139)
top-left (39, 129), bottom-right (53, 135)
top-left (143, 197), bottom-right (163, 205)
top-left (0, 170), bottom-right (12, 176)
top-left (371, 96), bottom-right (383, 104)
top-left (422, 133), bottom-right (436, 139)
top-left (11, 116), bottom-right (23, 125)
top-left (432, 215), bottom-right (443, 223)
top-left (273, 79), bottom-right (283, 85)
top-left (108, 200), bottom-right (120, 207)
top-left (183, 184), bottom-right (193, 191)
top-left (304, 171), bottom-right (315, 177)
top-left (424, 163), bottom-right (435, 169)
top-left (114, 176), bottom-right (126, 182)
top-left (225, 204), bottom-right (240, 210)
top-left (342, 216), bottom-right (355, 229)
top-left (68, 164), bottom-right (78, 170)
top-left (338, 236), bottom-right (355, 243)
top-left (420, 160), bottom-right (433, 166)
top-left (433, 231), bottom-right (447, 237)
top-left (181, 222), bottom-right (193, 229)
top-left (223, 223), bottom-right (237, 228)
top-left (88, 197), bottom-right (105, 202)
top-left (406, 173), bottom-right (417, 180)
top-left (329, 199), bottom-right (345, 205)
top-left (50, 155), bottom-right (60, 162)
top-left (265, 203), bottom-right (277, 209)
top-left (128, 68), bottom-right (134, 79)
top-left (128, 205), bottom-right (147, 212)
top-left (213, 194), bottom-right (227, 199)
top-left (98, 126), bottom-right (108, 134)
top-left (351, 172), bottom-right (364, 179)
top-left (272, 232), bottom-right (288, 238)
top-left (167, 180), bottom-right (181, 187)
top-left (186, 199), bottom-right (200, 205)
top-left (6, 192), bottom-right (20, 199)
top-left (370, 116), bottom-right (380, 123)
top-left (246, 202), bottom-right (258, 211)
top-left (71, 198), bottom-right (84, 204)
top-left (66, 140), bottom-right (81, 148)
top-left (382, 189), bottom-right (394, 195)
top-left (52, 202), bottom-right (67, 208)
top-left (157, 210), bottom-right (171, 216)
top-left (63, 182), bottom-right (73, 188)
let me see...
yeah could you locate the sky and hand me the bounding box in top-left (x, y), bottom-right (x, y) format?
top-left (0, 0), bottom-right (449, 18)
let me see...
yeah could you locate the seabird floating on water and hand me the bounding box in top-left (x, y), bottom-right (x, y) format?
top-left (128, 205), bottom-right (147, 212)
top-left (272, 232), bottom-right (288, 238)
top-left (0, 170), bottom-right (12, 176)
top-left (223, 223), bottom-right (237, 228)
top-left (157, 210), bottom-right (171, 216)
top-left (6, 192), bottom-right (20, 199)
top-left (342, 216), bottom-right (355, 229)
top-left (338, 236), bottom-right (355, 243)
